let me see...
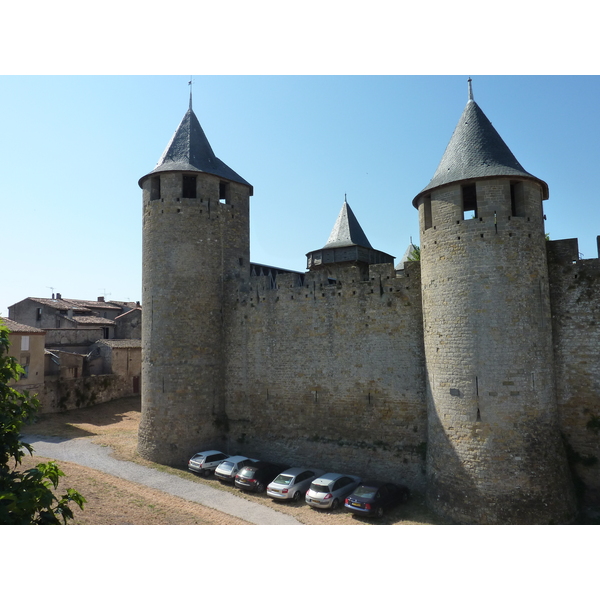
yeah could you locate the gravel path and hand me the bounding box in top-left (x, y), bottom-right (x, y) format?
top-left (22, 435), bottom-right (301, 526)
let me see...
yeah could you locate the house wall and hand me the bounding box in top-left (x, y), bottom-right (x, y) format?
top-left (9, 298), bottom-right (59, 329)
top-left (115, 309), bottom-right (142, 339)
top-left (224, 260), bottom-right (428, 491)
top-left (45, 327), bottom-right (107, 348)
top-left (7, 331), bottom-right (45, 397)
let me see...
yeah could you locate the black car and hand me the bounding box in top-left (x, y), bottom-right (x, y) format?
top-left (344, 481), bottom-right (410, 518)
top-left (235, 461), bottom-right (288, 493)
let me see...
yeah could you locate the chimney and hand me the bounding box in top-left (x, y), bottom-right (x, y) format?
top-left (56, 293), bottom-right (61, 300)
top-left (98, 296), bottom-right (105, 302)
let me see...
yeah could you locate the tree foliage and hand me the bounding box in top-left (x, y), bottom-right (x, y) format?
top-left (0, 320), bottom-right (86, 524)
top-left (407, 244), bottom-right (421, 262)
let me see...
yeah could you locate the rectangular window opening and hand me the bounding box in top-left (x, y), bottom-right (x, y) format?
top-left (423, 195), bottom-right (433, 230)
top-left (219, 181), bottom-right (230, 204)
top-left (510, 181), bottom-right (525, 217)
top-left (462, 184), bottom-right (477, 219)
top-left (183, 175), bottom-right (197, 198)
top-left (150, 176), bottom-right (161, 200)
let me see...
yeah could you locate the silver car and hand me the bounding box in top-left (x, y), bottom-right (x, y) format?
top-left (187, 450), bottom-right (229, 477)
top-left (305, 473), bottom-right (361, 510)
top-left (267, 468), bottom-right (325, 502)
top-left (214, 456), bottom-right (257, 483)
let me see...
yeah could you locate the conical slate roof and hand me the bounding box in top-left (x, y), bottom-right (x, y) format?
top-left (413, 84), bottom-right (548, 206)
top-left (395, 242), bottom-right (419, 269)
top-left (139, 107), bottom-right (252, 192)
top-left (323, 200), bottom-right (372, 249)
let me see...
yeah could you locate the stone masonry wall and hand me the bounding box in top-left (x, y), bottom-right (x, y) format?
top-left (223, 260), bottom-right (428, 491)
top-left (40, 374), bottom-right (135, 413)
top-left (139, 171), bottom-right (251, 466)
top-left (418, 179), bottom-right (575, 523)
top-left (548, 238), bottom-right (600, 514)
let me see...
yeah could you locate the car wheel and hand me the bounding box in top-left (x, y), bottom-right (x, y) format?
top-left (293, 491), bottom-right (302, 502)
top-left (375, 506), bottom-right (384, 519)
top-left (331, 498), bottom-right (340, 510)
top-left (256, 483), bottom-right (266, 493)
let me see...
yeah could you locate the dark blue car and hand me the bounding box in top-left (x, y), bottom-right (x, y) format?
top-left (344, 481), bottom-right (409, 518)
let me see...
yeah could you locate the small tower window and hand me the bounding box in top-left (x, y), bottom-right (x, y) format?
top-left (183, 175), bottom-right (197, 198)
top-left (462, 184), bottom-right (477, 219)
top-left (510, 181), bottom-right (525, 217)
top-left (151, 176), bottom-right (161, 200)
top-left (423, 195), bottom-right (432, 230)
top-left (219, 181), bottom-right (230, 204)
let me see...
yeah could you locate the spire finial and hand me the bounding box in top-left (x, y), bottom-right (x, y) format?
top-left (188, 77), bottom-right (193, 109)
top-left (344, 193), bottom-right (347, 204)
top-left (468, 77), bottom-right (474, 102)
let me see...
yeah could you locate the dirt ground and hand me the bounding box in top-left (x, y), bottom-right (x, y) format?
top-left (22, 396), bottom-right (445, 525)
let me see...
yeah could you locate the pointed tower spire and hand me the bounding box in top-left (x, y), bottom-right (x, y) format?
top-left (412, 84), bottom-right (548, 206)
top-left (323, 196), bottom-right (373, 249)
top-left (139, 104), bottom-right (252, 192)
top-left (306, 197), bottom-right (394, 271)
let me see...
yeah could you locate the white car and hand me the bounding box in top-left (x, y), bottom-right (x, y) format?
top-left (267, 468), bottom-right (325, 502)
top-left (305, 473), bottom-right (361, 510)
top-left (187, 450), bottom-right (229, 477)
top-left (214, 456), bottom-right (257, 483)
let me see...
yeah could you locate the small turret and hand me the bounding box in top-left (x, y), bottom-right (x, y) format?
top-left (306, 197), bottom-right (394, 277)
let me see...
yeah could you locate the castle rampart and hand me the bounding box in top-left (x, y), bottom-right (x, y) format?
top-left (548, 238), bottom-right (600, 510)
top-left (223, 261), bottom-right (428, 490)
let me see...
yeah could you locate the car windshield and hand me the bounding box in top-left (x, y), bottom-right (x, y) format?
top-left (310, 484), bottom-right (331, 494)
top-left (273, 475), bottom-right (293, 485)
top-left (219, 461), bottom-right (234, 470)
top-left (239, 467), bottom-right (256, 477)
top-left (353, 485), bottom-right (378, 499)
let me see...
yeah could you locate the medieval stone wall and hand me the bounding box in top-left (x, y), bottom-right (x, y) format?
top-left (548, 238), bottom-right (600, 513)
top-left (223, 260), bottom-right (428, 491)
top-left (40, 374), bottom-right (134, 413)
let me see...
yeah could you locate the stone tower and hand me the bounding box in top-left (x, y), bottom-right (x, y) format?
top-left (138, 98), bottom-right (253, 466)
top-left (413, 81), bottom-right (576, 524)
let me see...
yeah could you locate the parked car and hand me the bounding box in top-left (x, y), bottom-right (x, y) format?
top-left (305, 473), bottom-right (361, 510)
top-left (235, 461), bottom-right (288, 493)
top-left (344, 481), bottom-right (410, 518)
top-left (187, 450), bottom-right (229, 477)
top-left (214, 456), bottom-right (257, 483)
top-left (267, 467), bottom-right (325, 502)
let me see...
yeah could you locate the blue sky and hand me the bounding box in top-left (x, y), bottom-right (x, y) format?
top-left (1, 75), bottom-right (599, 315)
